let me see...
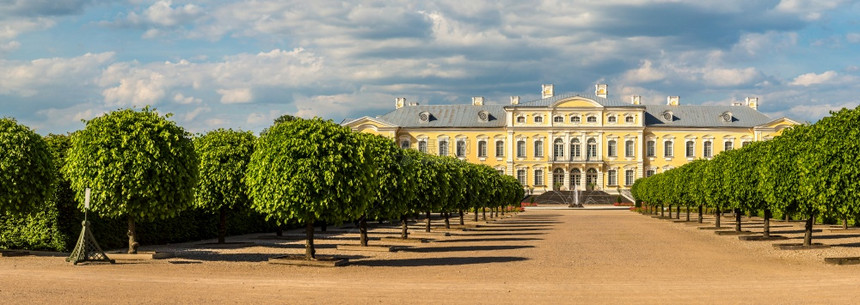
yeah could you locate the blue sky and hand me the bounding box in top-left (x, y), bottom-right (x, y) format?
top-left (2, 0), bottom-right (859, 134)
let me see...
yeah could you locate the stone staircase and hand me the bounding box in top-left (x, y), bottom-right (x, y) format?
top-left (525, 191), bottom-right (633, 205)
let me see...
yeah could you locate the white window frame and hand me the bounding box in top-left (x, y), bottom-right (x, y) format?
top-left (607, 140), bottom-right (617, 157)
top-left (625, 169), bottom-right (634, 186)
top-left (607, 169), bottom-right (617, 186)
top-left (625, 140), bottom-right (635, 158)
top-left (534, 169), bottom-right (544, 186)
top-left (439, 140), bottom-right (449, 156)
top-left (418, 140), bottom-right (427, 153)
top-left (477, 140), bottom-right (487, 158)
top-left (646, 140), bottom-right (656, 157)
top-left (517, 140), bottom-right (527, 158)
top-left (495, 140), bottom-right (504, 157)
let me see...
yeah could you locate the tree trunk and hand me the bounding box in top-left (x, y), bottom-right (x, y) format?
top-left (474, 209), bottom-right (479, 222)
top-left (321, 220), bottom-right (327, 232)
top-left (218, 207), bottom-right (227, 244)
top-left (359, 215), bottom-right (368, 247)
top-left (660, 204), bottom-right (665, 217)
top-left (667, 205), bottom-right (672, 218)
top-left (305, 219), bottom-right (316, 259)
top-left (676, 205), bottom-right (680, 219)
top-left (425, 211), bottom-right (431, 232)
top-left (686, 206), bottom-right (690, 222)
top-left (482, 207), bottom-right (487, 221)
top-left (400, 215), bottom-right (409, 239)
top-left (127, 215), bottom-right (138, 254)
top-left (803, 215), bottom-right (814, 247)
top-left (735, 209), bottom-right (742, 232)
top-left (763, 209), bottom-right (771, 238)
top-left (276, 225), bottom-right (283, 237)
top-left (843, 216), bottom-right (849, 230)
top-left (785, 212), bottom-right (790, 222)
top-left (444, 212), bottom-right (450, 229)
top-left (714, 207), bottom-right (721, 228)
top-left (698, 205), bottom-right (703, 223)
top-left (459, 210), bottom-right (464, 225)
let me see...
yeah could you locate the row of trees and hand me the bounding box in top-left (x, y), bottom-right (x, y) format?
top-left (631, 105), bottom-right (860, 246)
top-left (1, 108), bottom-right (524, 259)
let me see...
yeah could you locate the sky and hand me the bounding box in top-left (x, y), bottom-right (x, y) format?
top-left (1, 0), bottom-right (859, 135)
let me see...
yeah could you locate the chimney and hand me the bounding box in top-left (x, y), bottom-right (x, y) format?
top-left (395, 97), bottom-right (406, 109)
top-left (731, 101), bottom-right (744, 106)
top-left (667, 96), bottom-right (680, 106)
top-left (541, 84), bottom-right (554, 99)
top-left (510, 96), bottom-right (520, 105)
top-left (745, 97), bottom-right (758, 110)
top-left (631, 95), bottom-right (641, 105)
top-left (595, 84), bottom-right (608, 98)
top-left (472, 96), bottom-right (484, 106)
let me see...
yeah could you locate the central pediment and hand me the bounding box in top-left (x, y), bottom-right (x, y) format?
top-left (552, 98), bottom-right (603, 108)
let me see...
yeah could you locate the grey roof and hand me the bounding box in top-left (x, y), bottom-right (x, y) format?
top-left (375, 104), bottom-right (506, 128)
top-left (644, 105), bottom-right (773, 128)
top-left (514, 92), bottom-right (637, 108)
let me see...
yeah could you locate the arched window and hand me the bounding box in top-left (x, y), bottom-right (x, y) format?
top-left (607, 140), bottom-right (617, 157)
top-left (439, 140), bottom-right (449, 156)
top-left (587, 139), bottom-right (598, 159)
top-left (516, 116), bottom-right (525, 123)
top-left (554, 116), bottom-right (564, 123)
top-left (456, 140), bottom-right (466, 157)
top-left (570, 138), bottom-right (581, 159)
top-left (586, 168), bottom-right (598, 187)
top-left (571, 116), bottom-right (581, 123)
top-left (534, 116), bottom-right (543, 123)
top-left (703, 141), bottom-right (713, 158)
top-left (586, 116), bottom-right (597, 123)
top-left (607, 116), bottom-right (617, 123)
top-left (552, 168), bottom-right (565, 189)
top-left (625, 116), bottom-right (634, 123)
top-left (477, 140), bottom-right (487, 157)
top-left (646, 169), bottom-right (655, 177)
top-left (400, 140), bottom-right (410, 149)
top-left (664, 141), bottom-right (673, 157)
top-left (625, 140), bottom-right (635, 157)
top-left (742, 141), bottom-right (751, 147)
top-left (517, 140), bottom-right (526, 158)
top-left (495, 140), bottom-right (504, 157)
top-left (686, 140), bottom-right (695, 158)
top-left (553, 139), bottom-right (564, 160)
top-left (534, 140), bottom-right (544, 158)
top-left (570, 169), bottom-right (582, 188)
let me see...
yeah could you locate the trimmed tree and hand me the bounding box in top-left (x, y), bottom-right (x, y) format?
top-left (63, 108), bottom-right (198, 254)
top-left (0, 118), bottom-right (54, 216)
top-left (193, 129), bottom-right (256, 244)
top-left (246, 118), bottom-right (373, 259)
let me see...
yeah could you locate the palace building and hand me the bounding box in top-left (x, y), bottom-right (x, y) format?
top-left (342, 84), bottom-right (798, 197)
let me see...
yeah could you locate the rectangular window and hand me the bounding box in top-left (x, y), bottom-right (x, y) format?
top-left (517, 169), bottom-right (527, 185)
top-left (497, 169), bottom-right (505, 176)
top-left (607, 140), bottom-right (617, 157)
top-left (625, 140), bottom-right (634, 157)
top-left (646, 141), bottom-right (655, 157)
top-left (456, 140), bottom-right (466, 157)
top-left (625, 170), bottom-right (634, 186)
top-left (742, 141), bottom-right (751, 147)
top-left (400, 140), bottom-right (410, 149)
top-left (495, 140), bottom-right (504, 157)
top-left (646, 169), bottom-right (655, 177)
top-left (608, 170), bottom-right (617, 186)
top-left (439, 141), bottom-right (448, 156)
top-left (703, 141), bottom-right (713, 158)
top-left (534, 169), bottom-right (544, 186)
top-left (664, 141), bottom-right (673, 158)
top-left (478, 140), bottom-right (487, 158)
top-left (686, 141), bottom-right (695, 158)
top-left (534, 140), bottom-right (543, 158)
top-left (517, 141), bottom-right (526, 158)
top-left (725, 141), bottom-right (733, 151)
top-left (418, 141), bottom-right (427, 153)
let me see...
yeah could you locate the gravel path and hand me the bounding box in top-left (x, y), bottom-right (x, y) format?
top-left (1, 209), bottom-right (859, 304)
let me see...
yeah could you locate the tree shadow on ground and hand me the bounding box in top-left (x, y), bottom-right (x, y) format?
top-left (831, 242), bottom-right (860, 248)
top-left (436, 237), bottom-right (544, 243)
top-left (172, 250), bottom-right (367, 262)
top-left (477, 224), bottom-right (554, 228)
top-left (466, 228), bottom-right (549, 232)
top-left (452, 232), bottom-right (547, 237)
top-left (771, 229), bottom-right (823, 234)
top-left (401, 245), bottom-right (534, 253)
top-left (351, 256), bottom-right (528, 267)
top-left (789, 234), bottom-right (860, 240)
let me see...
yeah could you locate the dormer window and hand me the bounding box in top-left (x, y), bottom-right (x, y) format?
top-left (418, 111), bottom-right (430, 123)
top-left (534, 116), bottom-right (543, 123)
top-left (662, 110), bottom-right (673, 121)
top-left (721, 111), bottom-right (733, 123)
top-left (478, 110), bottom-right (489, 122)
top-left (607, 116), bottom-right (617, 123)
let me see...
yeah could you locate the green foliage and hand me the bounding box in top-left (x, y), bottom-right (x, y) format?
top-left (63, 108), bottom-right (198, 221)
top-left (0, 118), bottom-right (54, 215)
top-left (194, 129), bottom-right (255, 212)
top-left (356, 133), bottom-right (416, 220)
top-left (246, 118), bottom-right (373, 225)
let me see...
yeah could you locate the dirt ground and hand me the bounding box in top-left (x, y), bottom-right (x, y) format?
top-left (2, 208), bottom-right (860, 304)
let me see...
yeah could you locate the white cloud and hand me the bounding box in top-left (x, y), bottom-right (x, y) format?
top-left (620, 60), bottom-right (665, 84)
top-left (217, 88), bottom-right (252, 104)
top-left (846, 33), bottom-right (860, 44)
top-left (702, 67), bottom-right (761, 87)
top-left (774, 0), bottom-right (847, 21)
top-left (173, 93), bottom-right (200, 104)
top-left (0, 52), bottom-right (114, 97)
top-left (789, 71), bottom-right (840, 86)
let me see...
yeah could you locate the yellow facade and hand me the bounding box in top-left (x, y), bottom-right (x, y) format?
top-left (344, 85), bottom-right (798, 196)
